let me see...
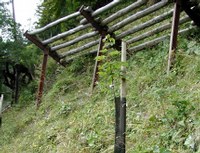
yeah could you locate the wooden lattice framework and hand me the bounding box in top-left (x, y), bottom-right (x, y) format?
top-left (25, 0), bottom-right (196, 107)
top-left (24, 0), bottom-right (200, 151)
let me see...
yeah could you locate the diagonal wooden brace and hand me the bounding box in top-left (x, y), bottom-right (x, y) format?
top-left (167, 0), bottom-right (181, 74)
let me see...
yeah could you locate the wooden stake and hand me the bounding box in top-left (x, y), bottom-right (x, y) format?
top-left (167, 0), bottom-right (181, 74)
top-left (120, 41), bottom-right (127, 99)
top-left (114, 41), bottom-right (127, 153)
top-left (36, 49), bottom-right (49, 109)
top-left (0, 94), bottom-right (4, 127)
top-left (91, 36), bottom-right (104, 91)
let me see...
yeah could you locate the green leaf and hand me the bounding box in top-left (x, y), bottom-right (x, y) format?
top-left (95, 55), bottom-right (106, 61)
top-left (108, 50), bottom-right (120, 56)
top-left (101, 48), bottom-right (108, 53)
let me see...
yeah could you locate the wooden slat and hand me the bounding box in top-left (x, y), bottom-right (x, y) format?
top-left (102, 0), bottom-right (147, 25)
top-left (116, 9), bottom-right (173, 39)
top-left (61, 39), bottom-right (99, 58)
top-left (128, 27), bottom-right (193, 53)
top-left (29, 12), bottom-right (80, 35)
top-left (108, 0), bottom-right (169, 33)
top-left (51, 31), bottom-right (98, 51)
top-left (127, 16), bottom-right (190, 44)
top-left (42, 24), bottom-right (91, 45)
top-left (80, 0), bottom-right (122, 25)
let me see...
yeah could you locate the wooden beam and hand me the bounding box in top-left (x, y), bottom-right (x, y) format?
top-left (79, 6), bottom-right (108, 36)
top-left (36, 48), bottom-right (49, 109)
top-left (61, 40), bottom-right (99, 58)
top-left (42, 24), bottom-right (91, 45)
top-left (80, 0), bottom-right (122, 25)
top-left (91, 36), bottom-right (105, 92)
top-left (127, 16), bottom-right (190, 44)
top-left (167, 0), bottom-right (181, 74)
top-left (28, 12), bottom-right (80, 35)
top-left (116, 9), bottom-right (173, 39)
top-left (108, 0), bottom-right (169, 33)
top-left (24, 32), bottom-right (63, 66)
top-left (128, 27), bottom-right (193, 53)
top-left (51, 31), bottom-right (98, 51)
top-left (102, 0), bottom-right (147, 26)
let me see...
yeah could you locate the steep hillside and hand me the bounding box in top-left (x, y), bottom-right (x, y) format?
top-left (0, 30), bottom-right (200, 153)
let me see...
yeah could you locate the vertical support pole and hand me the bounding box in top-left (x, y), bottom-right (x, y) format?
top-left (36, 48), bottom-right (49, 109)
top-left (115, 41), bottom-right (127, 153)
top-left (0, 94), bottom-right (4, 127)
top-left (167, 0), bottom-right (181, 74)
top-left (115, 97), bottom-right (121, 152)
top-left (91, 36), bottom-right (105, 91)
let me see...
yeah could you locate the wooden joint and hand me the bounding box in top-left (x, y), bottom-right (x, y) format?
top-left (79, 6), bottom-right (108, 36)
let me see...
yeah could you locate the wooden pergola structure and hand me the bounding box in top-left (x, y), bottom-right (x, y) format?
top-left (25, 0), bottom-right (199, 151)
top-left (24, 0), bottom-right (197, 105)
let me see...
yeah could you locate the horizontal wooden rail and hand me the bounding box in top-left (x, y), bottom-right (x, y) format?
top-left (42, 24), bottom-right (91, 45)
top-left (80, 0), bottom-right (122, 25)
top-left (108, 0), bottom-right (169, 33)
top-left (51, 31), bottom-right (99, 51)
top-left (102, 0), bottom-right (147, 25)
top-left (116, 9), bottom-right (174, 39)
top-left (61, 39), bottom-right (99, 58)
top-left (128, 27), bottom-right (194, 53)
top-left (127, 16), bottom-right (190, 44)
top-left (29, 12), bottom-right (81, 35)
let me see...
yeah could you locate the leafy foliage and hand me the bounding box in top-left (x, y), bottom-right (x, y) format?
top-left (96, 35), bottom-right (122, 97)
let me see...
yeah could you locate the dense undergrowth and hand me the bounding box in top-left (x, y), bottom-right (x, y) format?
top-left (0, 31), bottom-right (200, 153)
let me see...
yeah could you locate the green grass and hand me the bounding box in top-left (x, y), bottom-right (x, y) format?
top-left (0, 32), bottom-right (200, 153)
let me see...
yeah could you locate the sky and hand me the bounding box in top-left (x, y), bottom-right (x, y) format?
top-left (5, 0), bottom-right (42, 31)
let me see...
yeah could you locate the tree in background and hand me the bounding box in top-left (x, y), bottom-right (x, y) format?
top-left (0, 1), bottom-right (40, 104)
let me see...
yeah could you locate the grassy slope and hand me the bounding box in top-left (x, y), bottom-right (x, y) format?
top-left (0, 33), bottom-right (200, 153)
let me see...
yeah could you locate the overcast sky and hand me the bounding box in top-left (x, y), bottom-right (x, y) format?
top-left (5, 0), bottom-right (42, 31)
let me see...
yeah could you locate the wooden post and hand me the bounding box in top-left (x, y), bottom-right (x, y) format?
top-left (167, 0), bottom-right (181, 74)
top-left (114, 97), bottom-right (121, 152)
top-left (0, 94), bottom-right (4, 127)
top-left (36, 49), bottom-right (49, 109)
top-left (91, 36), bottom-right (105, 91)
top-left (114, 41), bottom-right (127, 153)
